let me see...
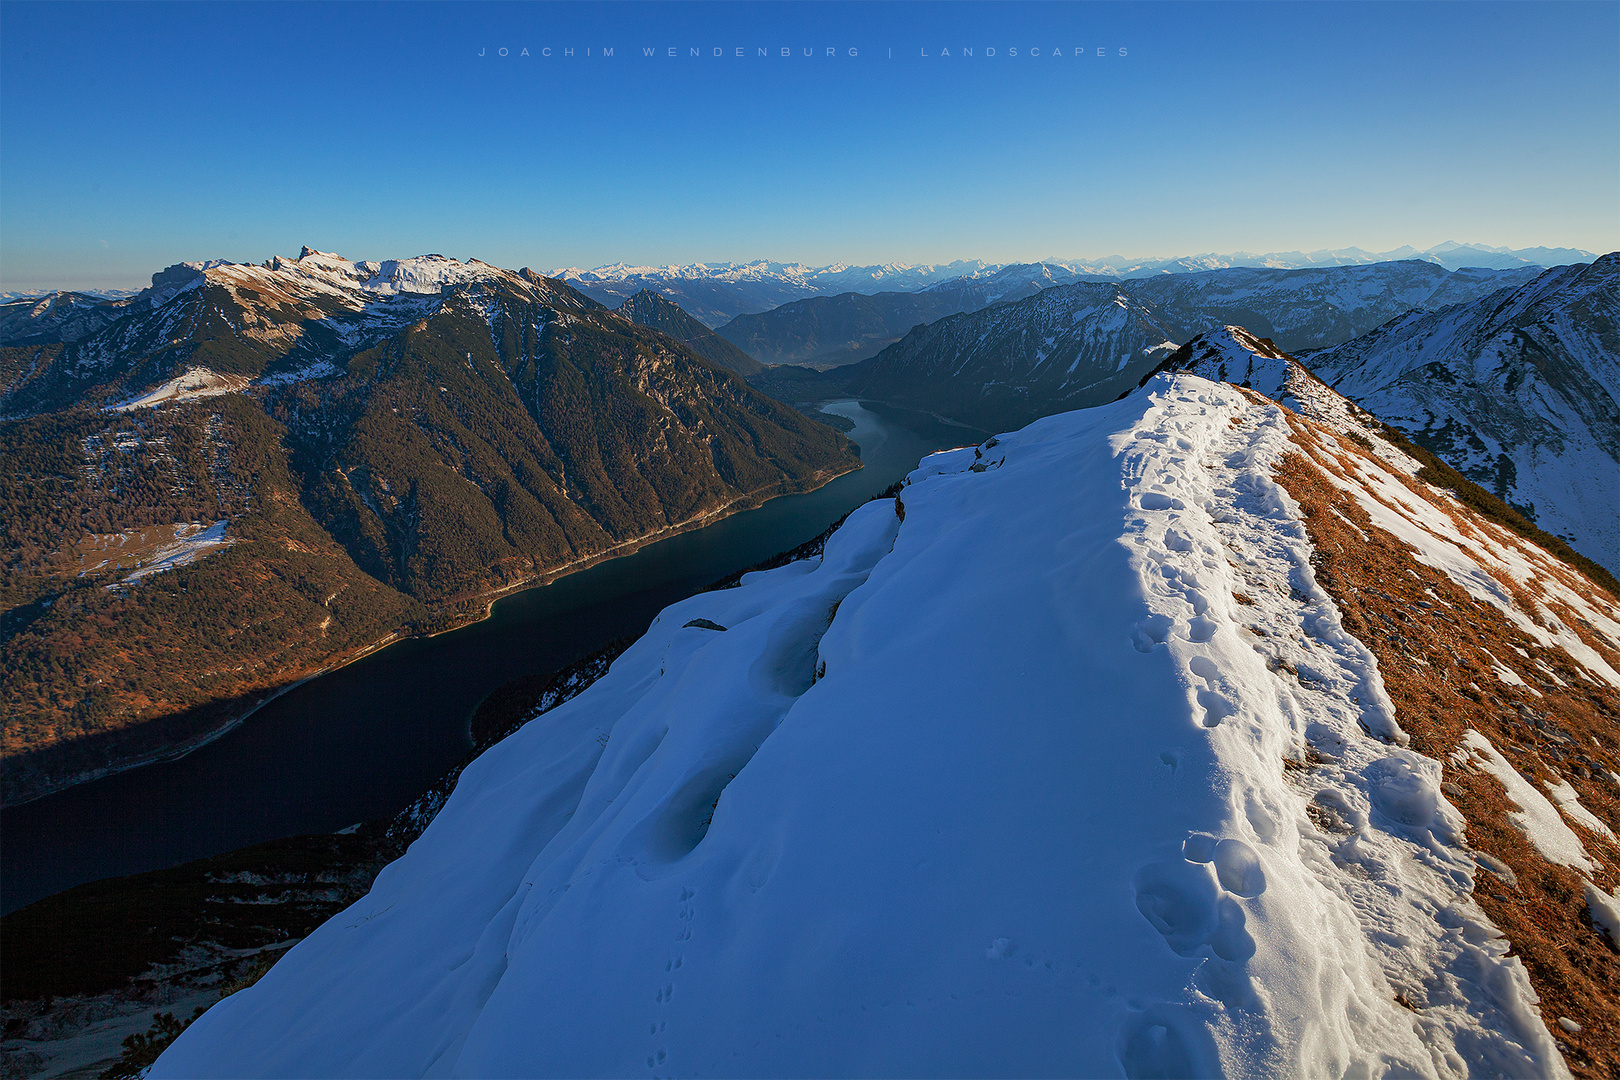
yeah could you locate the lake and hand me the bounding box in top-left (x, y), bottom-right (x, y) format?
top-left (1, 401), bottom-right (980, 914)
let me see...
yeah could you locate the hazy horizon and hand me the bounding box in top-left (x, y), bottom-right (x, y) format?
top-left (0, 239), bottom-right (1609, 297)
top-left (2, 1), bottom-right (1616, 292)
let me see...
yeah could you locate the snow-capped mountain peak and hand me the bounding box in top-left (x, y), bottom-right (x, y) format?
top-left (1155, 325), bottom-right (1298, 396)
top-left (0, 249), bottom-right (610, 418)
top-left (260, 248), bottom-right (509, 297)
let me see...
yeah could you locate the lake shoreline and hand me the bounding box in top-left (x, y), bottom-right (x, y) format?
top-left (0, 459), bottom-right (862, 810)
top-left (3, 400), bottom-right (971, 917)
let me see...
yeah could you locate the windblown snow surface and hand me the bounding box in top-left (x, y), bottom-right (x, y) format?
top-left (154, 374), bottom-right (1566, 1079)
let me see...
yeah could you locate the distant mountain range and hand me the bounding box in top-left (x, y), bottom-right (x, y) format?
top-left (7, 244), bottom-right (1591, 329)
top-left (732, 261), bottom-right (1545, 373)
top-left (547, 260), bottom-right (996, 327)
top-left (0, 288), bottom-right (141, 303)
top-left (0, 249), bottom-right (857, 805)
top-left (787, 254), bottom-right (1614, 576)
top-left (547, 244), bottom-right (1594, 326)
top-left (836, 261), bottom-right (1543, 432)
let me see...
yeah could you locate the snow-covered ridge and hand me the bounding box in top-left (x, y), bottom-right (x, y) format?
top-left (1173, 325), bottom-right (1620, 694)
top-left (263, 248), bottom-right (510, 297)
top-left (128, 249), bottom-right (525, 315)
top-left (154, 374), bottom-right (1566, 1079)
top-left (1157, 325), bottom-right (1296, 396)
top-left (1156, 327), bottom-right (1404, 464)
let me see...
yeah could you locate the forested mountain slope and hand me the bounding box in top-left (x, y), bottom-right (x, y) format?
top-left (0, 250), bottom-right (857, 804)
top-left (613, 290), bottom-right (761, 375)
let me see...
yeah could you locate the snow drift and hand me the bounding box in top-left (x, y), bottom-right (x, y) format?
top-left (153, 374), bottom-right (1567, 1079)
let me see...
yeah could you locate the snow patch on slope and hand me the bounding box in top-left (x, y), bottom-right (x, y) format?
top-left (114, 521), bottom-right (233, 585)
top-left (1543, 777), bottom-right (1617, 842)
top-left (1454, 730), bottom-right (1594, 873)
top-left (254, 360), bottom-right (340, 387)
top-left (109, 368), bottom-right (252, 411)
top-left (1299, 437), bottom-right (1620, 691)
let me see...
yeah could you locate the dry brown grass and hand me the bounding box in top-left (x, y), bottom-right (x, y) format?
top-left (1270, 413), bottom-right (1620, 1078)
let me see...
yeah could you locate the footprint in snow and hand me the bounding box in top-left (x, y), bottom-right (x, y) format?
top-left (1138, 491), bottom-right (1185, 512)
top-left (1133, 846), bottom-right (1260, 961)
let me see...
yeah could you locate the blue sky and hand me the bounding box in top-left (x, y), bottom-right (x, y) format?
top-left (1, 0), bottom-right (1616, 291)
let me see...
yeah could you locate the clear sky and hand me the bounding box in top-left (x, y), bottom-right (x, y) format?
top-left (1, 0), bottom-right (1616, 291)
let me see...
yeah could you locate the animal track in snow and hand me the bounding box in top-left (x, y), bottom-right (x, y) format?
top-left (647, 887), bottom-right (697, 1070)
top-left (1186, 655), bottom-right (1238, 727)
top-left (1131, 614), bottom-right (1174, 653)
top-left (676, 886), bottom-right (694, 941)
top-left (1185, 616), bottom-right (1218, 645)
top-left (1172, 833), bottom-right (1267, 900)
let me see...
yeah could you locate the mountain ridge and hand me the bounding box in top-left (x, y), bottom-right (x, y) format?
top-left (0, 250), bottom-right (858, 806)
top-left (547, 244), bottom-right (1591, 326)
top-left (613, 290), bottom-right (761, 375)
top-left (146, 367), bottom-right (1620, 1079)
top-left (841, 260), bottom-right (1545, 432)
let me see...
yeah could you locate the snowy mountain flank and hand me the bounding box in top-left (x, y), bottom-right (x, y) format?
top-left (843, 261), bottom-right (1539, 432)
top-left (1308, 255), bottom-right (1620, 577)
top-left (155, 360), bottom-right (1620, 1077)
